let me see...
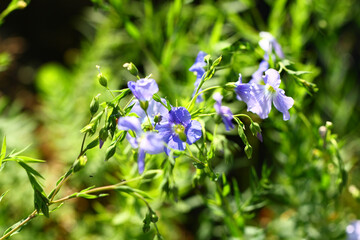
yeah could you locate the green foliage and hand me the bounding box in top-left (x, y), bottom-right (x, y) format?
top-left (0, 0), bottom-right (359, 239)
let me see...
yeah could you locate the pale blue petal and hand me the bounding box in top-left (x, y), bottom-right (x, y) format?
top-left (264, 69), bottom-right (281, 88)
top-left (250, 60), bottom-right (268, 84)
top-left (249, 84), bottom-right (272, 119)
top-left (137, 149), bottom-right (146, 174)
top-left (220, 106), bottom-right (234, 131)
top-left (186, 120), bottom-right (202, 145)
top-left (155, 123), bottom-right (172, 141)
top-left (273, 89), bottom-right (294, 121)
top-left (165, 135), bottom-right (186, 155)
top-left (126, 133), bottom-right (139, 149)
top-left (118, 116), bottom-right (142, 134)
top-left (140, 132), bottom-right (164, 154)
top-left (128, 78), bottom-right (159, 101)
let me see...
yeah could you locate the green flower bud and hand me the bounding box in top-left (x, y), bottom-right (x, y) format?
top-left (97, 73), bottom-right (108, 87)
top-left (140, 100), bottom-right (149, 111)
top-left (154, 114), bottom-right (162, 124)
top-left (90, 95), bottom-right (99, 115)
top-left (123, 62), bottom-right (139, 76)
top-left (17, 1), bottom-right (27, 9)
top-left (73, 155), bottom-right (88, 172)
top-left (224, 82), bottom-right (237, 90)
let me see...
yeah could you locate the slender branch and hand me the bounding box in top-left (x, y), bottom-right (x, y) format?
top-left (0, 210), bottom-right (37, 240)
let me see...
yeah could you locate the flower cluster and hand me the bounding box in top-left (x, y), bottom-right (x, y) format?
top-left (234, 32), bottom-right (294, 120)
top-left (116, 43), bottom-right (294, 173)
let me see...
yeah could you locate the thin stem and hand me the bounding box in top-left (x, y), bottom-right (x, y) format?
top-left (186, 85), bottom-right (221, 109)
top-left (197, 113), bottom-right (217, 117)
top-left (0, 210), bottom-right (37, 240)
top-left (124, 96), bottom-right (135, 109)
top-left (233, 114), bottom-right (253, 123)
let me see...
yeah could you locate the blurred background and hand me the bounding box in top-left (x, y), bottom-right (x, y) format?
top-left (0, 0), bottom-right (360, 239)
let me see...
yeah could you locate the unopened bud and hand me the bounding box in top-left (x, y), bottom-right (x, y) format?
top-left (90, 95), bottom-right (100, 115)
top-left (17, 1), bottom-right (27, 9)
top-left (140, 100), bottom-right (149, 111)
top-left (123, 62), bottom-right (139, 76)
top-left (319, 126), bottom-right (327, 139)
top-left (178, 132), bottom-right (187, 142)
top-left (97, 73), bottom-right (108, 87)
top-left (73, 155), bottom-right (88, 172)
top-left (225, 82), bottom-right (237, 90)
top-left (154, 114), bottom-right (162, 124)
top-left (325, 121), bottom-right (333, 129)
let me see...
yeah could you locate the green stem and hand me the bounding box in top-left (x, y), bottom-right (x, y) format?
top-left (0, 210), bottom-right (37, 240)
top-left (233, 114), bottom-right (253, 123)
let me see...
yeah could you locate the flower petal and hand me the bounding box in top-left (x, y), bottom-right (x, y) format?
top-left (250, 60), bottom-right (269, 84)
top-left (137, 148), bottom-right (146, 174)
top-left (186, 120), bottom-right (202, 145)
top-left (264, 69), bottom-right (281, 88)
top-left (155, 123), bottom-right (173, 141)
top-left (128, 78), bottom-right (159, 101)
top-left (165, 135), bottom-right (186, 155)
top-left (220, 106), bottom-right (234, 131)
top-left (118, 116), bottom-right (142, 134)
top-left (169, 107), bottom-right (192, 126)
top-left (189, 51), bottom-right (207, 75)
top-left (126, 133), bottom-right (139, 148)
top-left (273, 89), bottom-right (294, 121)
top-left (140, 132), bottom-right (164, 154)
top-left (249, 84), bottom-right (272, 119)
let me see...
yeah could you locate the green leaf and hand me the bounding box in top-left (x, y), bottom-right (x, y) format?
top-left (76, 193), bottom-right (98, 199)
top-left (18, 161), bottom-right (44, 179)
top-left (192, 162), bottom-right (205, 169)
top-left (85, 138), bottom-right (99, 150)
top-left (115, 186), bottom-right (151, 199)
top-left (13, 156), bottom-right (46, 163)
top-left (0, 190), bottom-right (9, 203)
top-left (0, 136), bottom-right (6, 163)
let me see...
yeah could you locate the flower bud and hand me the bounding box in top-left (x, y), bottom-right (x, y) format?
top-left (97, 73), bottom-right (108, 87)
top-left (178, 132), bottom-right (187, 142)
top-left (73, 155), bottom-right (88, 172)
top-left (17, 1), bottom-right (27, 9)
top-left (99, 128), bottom-right (108, 149)
top-left (123, 62), bottom-right (139, 76)
top-left (154, 114), bottom-right (162, 124)
top-left (140, 100), bottom-right (149, 111)
top-left (224, 82), bottom-right (237, 90)
top-left (90, 95), bottom-right (99, 115)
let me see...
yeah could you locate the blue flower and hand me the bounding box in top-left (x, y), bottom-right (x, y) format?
top-left (213, 92), bottom-right (234, 131)
top-left (250, 69), bottom-right (294, 120)
top-left (130, 98), bottom-right (170, 125)
top-left (189, 51), bottom-right (207, 103)
top-left (155, 107), bottom-right (202, 155)
top-left (118, 116), bottom-right (164, 174)
top-left (128, 78), bottom-right (159, 102)
top-left (259, 32), bottom-right (284, 60)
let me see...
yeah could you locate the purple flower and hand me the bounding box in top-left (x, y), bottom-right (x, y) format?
top-left (259, 32), bottom-right (284, 60)
top-left (155, 107), bottom-right (202, 155)
top-left (189, 51), bottom-right (207, 103)
top-left (118, 116), bottom-right (164, 174)
top-left (130, 98), bottom-right (170, 125)
top-left (213, 92), bottom-right (234, 131)
top-left (128, 78), bottom-right (159, 102)
top-left (250, 69), bottom-right (294, 120)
